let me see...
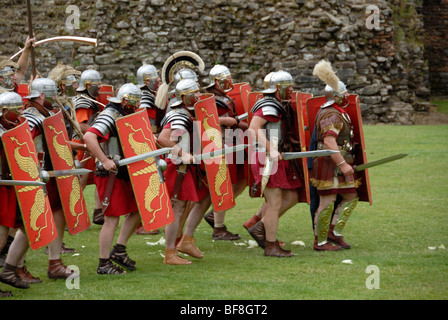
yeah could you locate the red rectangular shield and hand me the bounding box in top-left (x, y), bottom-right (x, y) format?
top-left (227, 82), bottom-right (251, 117)
top-left (43, 111), bottom-right (90, 235)
top-left (306, 95), bottom-right (372, 204)
top-left (290, 91), bottom-right (311, 204)
top-left (195, 94), bottom-right (235, 211)
top-left (98, 84), bottom-right (114, 107)
top-left (116, 110), bottom-right (174, 231)
top-left (247, 92), bottom-right (265, 197)
top-left (1, 119), bottom-right (57, 250)
top-left (42, 111), bottom-right (91, 234)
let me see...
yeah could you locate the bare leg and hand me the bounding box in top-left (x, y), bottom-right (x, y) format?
top-left (99, 215), bottom-right (119, 259)
top-left (116, 211), bottom-right (140, 246)
top-left (48, 209), bottom-right (65, 260)
top-left (165, 200), bottom-right (188, 249)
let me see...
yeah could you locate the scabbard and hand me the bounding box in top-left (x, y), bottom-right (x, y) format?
top-left (101, 171), bottom-right (117, 213)
top-left (171, 164), bottom-right (187, 201)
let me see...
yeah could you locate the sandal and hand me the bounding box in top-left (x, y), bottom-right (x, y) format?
top-left (97, 260), bottom-right (126, 275)
top-left (110, 245), bottom-right (136, 271)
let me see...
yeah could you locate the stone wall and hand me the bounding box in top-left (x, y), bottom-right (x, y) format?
top-left (0, 0), bottom-right (435, 124)
top-left (423, 0), bottom-right (448, 97)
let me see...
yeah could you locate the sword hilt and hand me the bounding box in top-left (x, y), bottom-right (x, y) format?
top-left (96, 155), bottom-right (121, 173)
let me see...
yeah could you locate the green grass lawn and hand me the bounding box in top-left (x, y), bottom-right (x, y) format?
top-left (1, 125), bottom-right (447, 301)
top-left (432, 100), bottom-right (448, 114)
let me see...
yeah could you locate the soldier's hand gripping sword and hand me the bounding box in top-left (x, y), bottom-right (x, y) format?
top-left (260, 143), bottom-right (340, 195)
top-left (97, 148), bottom-right (172, 173)
top-left (96, 147), bottom-right (172, 212)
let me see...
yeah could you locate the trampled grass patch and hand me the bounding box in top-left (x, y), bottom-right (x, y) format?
top-left (1, 125), bottom-right (447, 301)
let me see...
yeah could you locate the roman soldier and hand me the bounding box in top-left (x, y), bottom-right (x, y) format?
top-left (158, 79), bottom-right (210, 265)
top-left (84, 83), bottom-right (144, 274)
top-left (166, 68), bottom-right (200, 111)
top-left (202, 64), bottom-right (247, 240)
top-left (48, 62), bottom-right (82, 138)
top-left (155, 51), bottom-right (205, 114)
top-left (310, 60), bottom-right (361, 251)
top-left (21, 78), bottom-right (79, 278)
top-left (0, 36), bottom-right (35, 95)
top-left (136, 64), bottom-right (163, 134)
top-left (248, 70), bottom-right (304, 257)
top-left (74, 69), bottom-right (104, 224)
top-left (0, 91), bottom-right (40, 295)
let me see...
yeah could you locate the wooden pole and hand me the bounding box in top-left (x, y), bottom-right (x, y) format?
top-left (26, 0), bottom-right (37, 78)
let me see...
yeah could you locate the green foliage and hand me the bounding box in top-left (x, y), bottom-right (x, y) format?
top-left (2, 125), bottom-right (447, 300)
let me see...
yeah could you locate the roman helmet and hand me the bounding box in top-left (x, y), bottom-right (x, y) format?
top-left (263, 72), bottom-right (275, 90)
top-left (156, 51), bottom-right (205, 110)
top-left (24, 78), bottom-right (58, 104)
top-left (263, 70), bottom-right (294, 101)
top-left (0, 57), bottom-right (20, 91)
top-left (205, 64), bottom-right (233, 92)
top-left (173, 68), bottom-right (198, 86)
top-left (313, 60), bottom-right (348, 108)
top-left (0, 91), bottom-right (23, 120)
top-left (172, 79), bottom-right (200, 110)
top-left (48, 62), bottom-right (81, 97)
top-left (136, 64), bottom-right (160, 92)
top-left (76, 69), bottom-right (102, 98)
top-left (108, 83), bottom-right (143, 112)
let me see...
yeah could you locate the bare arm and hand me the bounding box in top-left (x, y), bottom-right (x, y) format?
top-left (83, 131), bottom-right (116, 171)
top-left (249, 115), bottom-right (282, 160)
top-left (158, 128), bottom-right (193, 164)
top-left (15, 36), bottom-right (36, 84)
top-left (323, 135), bottom-right (354, 178)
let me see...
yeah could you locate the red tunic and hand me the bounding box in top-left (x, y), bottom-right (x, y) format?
top-left (250, 108), bottom-right (303, 190)
top-left (0, 186), bottom-right (19, 228)
top-left (87, 127), bottom-right (138, 217)
top-left (161, 123), bottom-right (209, 202)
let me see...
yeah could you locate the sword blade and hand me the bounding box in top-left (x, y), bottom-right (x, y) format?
top-left (46, 168), bottom-right (92, 177)
top-left (236, 112), bottom-right (248, 121)
top-left (282, 149), bottom-right (340, 160)
top-left (355, 153), bottom-right (408, 172)
top-left (193, 144), bottom-right (248, 162)
top-left (117, 147), bottom-right (172, 167)
top-left (0, 179), bottom-right (45, 187)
